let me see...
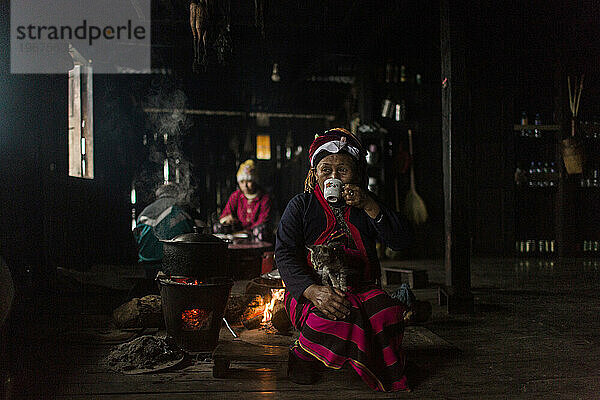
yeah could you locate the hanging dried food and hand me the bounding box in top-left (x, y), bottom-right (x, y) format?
top-left (189, 0), bottom-right (208, 71)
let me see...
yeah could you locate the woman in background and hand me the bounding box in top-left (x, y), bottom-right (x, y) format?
top-left (220, 159), bottom-right (272, 237)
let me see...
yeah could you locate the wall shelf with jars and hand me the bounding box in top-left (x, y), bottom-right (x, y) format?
top-left (512, 115), bottom-right (562, 257)
top-left (513, 115), bottom-right (600, 257)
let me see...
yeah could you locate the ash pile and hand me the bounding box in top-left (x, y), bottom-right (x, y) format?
top-left (103, 335), bottom-right (183, 373)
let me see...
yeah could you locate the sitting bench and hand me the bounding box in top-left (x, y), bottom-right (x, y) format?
top-left (380, 265), bottom-right (429, 288)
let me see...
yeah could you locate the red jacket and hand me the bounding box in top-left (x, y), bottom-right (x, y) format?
top-left (220, 189), bottom-right (272, 230)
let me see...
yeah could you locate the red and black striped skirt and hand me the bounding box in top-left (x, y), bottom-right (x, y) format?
top-left (284, 287), bottom-right (409, 391)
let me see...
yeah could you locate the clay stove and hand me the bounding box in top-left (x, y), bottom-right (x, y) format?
top-left (157, 275), bottom-right (233, 353)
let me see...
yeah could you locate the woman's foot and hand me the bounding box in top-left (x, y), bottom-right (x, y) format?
top-left (403, 300), bottom-right (432, 325)
top-left (287, 349), bottom-right (320, 384)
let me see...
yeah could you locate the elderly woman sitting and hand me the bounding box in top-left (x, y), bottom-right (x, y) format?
top-left (275, 128), bottom-right (414, 391)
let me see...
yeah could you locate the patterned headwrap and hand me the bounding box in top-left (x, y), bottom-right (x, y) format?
top-left (237, 159), bottom-right (256, 182)
top-left (304, 128), bottom-right (365, 192)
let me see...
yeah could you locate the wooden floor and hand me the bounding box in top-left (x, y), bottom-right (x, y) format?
top-left (2, 257), bottom-right (600, 399)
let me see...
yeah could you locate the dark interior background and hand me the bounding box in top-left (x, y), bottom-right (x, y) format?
top-left (0, 0), bottom-right (598, 289)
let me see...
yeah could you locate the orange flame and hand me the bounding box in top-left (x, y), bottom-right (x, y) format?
top-left (262, 288), bottom-right (285, 323)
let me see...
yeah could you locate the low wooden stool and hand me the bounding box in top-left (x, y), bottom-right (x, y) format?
top-left (380, 265), bottom-right (429, 288)
top-left (212, 340), bottom-right (287, 378)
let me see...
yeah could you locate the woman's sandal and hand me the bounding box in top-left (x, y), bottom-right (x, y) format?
top-left (287, 350), bottom-right (320, 385)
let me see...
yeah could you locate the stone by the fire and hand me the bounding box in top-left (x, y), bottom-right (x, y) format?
top-left (113, 295), bottom-right (163, 329)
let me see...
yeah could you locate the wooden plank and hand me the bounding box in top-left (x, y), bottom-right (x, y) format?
top-left (55, 368), bottom-right (373, 396)
top-left (55, 390), bottom-right (405, 400)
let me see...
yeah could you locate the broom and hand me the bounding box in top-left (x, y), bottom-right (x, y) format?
top-left (404, 129), bottom-right (428, 225)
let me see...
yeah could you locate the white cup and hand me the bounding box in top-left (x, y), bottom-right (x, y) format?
top-left (323, 178), bottom-right (343, 203)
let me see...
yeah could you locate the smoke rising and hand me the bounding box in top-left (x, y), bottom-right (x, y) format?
top-left (134, 78), bottom-right (197, 212)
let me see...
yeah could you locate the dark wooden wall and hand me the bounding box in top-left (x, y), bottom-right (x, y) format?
top-left (2, 0), bottom-right (598, 289)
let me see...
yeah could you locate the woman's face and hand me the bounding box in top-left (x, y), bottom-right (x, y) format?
top-left (315, 153), bottom-right (356, 191)
top-left (239, 179), bottom-right (257, 196)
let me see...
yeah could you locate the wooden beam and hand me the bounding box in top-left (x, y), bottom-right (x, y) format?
top-left (143, 108), bottom-right (335, 121)
top-left (439, 0), bottom-right (474, 314)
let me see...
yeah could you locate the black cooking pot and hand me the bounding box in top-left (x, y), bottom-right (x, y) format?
top-left (160, 233), bottom-right (230, 280)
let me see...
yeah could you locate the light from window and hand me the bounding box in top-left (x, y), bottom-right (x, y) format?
top-left (256, 135), bottom-right (271, 160)
top-left (68, 63), bottom-right (93, 178)
top-left (163, 158), bottom-right (169, 183)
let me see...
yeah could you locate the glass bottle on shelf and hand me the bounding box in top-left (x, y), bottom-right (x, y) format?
top-left (543, 162), bottom-right (549, 186)
top-left (533, 113), bottom-right (542, 138)
top-left (520, 112), bottom-right (530, 137)
top-left (528, 161), bottom-right (535, 187)
top-left (549, 162), bottom-right (557, 186)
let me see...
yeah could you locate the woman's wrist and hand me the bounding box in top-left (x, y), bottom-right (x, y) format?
top-left (303, 284), bottom-right (318, 302)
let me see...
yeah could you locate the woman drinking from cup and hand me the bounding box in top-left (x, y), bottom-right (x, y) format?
top-left (275, 128), bottom-right (415, 391)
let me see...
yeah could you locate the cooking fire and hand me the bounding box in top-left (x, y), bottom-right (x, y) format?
top-left (262, 288), bottom-right (285, 323)
top-left (241, 288), bottom-right (288, 332)
top-left (181, 309), bottom-right (212, 331)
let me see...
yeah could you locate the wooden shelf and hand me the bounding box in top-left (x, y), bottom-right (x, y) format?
top-left (513, 124), bottom-right (561, 131)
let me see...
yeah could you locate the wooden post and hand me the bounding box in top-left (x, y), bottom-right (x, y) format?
top-left (439, 0), bottom-right (474, 314)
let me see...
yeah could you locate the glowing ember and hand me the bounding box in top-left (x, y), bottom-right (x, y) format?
top-left (172, 277), bottom-right (202, 285)
top-left (262, 289), bottom-right (285, 323)
top-left (181, 308), bottom-right (212, 331)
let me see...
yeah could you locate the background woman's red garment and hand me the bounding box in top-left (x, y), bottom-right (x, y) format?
top-left (220, 189), bottom-right (271, 230)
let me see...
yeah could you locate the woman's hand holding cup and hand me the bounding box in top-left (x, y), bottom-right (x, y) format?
top-left (342, 184), bottom-right (380, 219)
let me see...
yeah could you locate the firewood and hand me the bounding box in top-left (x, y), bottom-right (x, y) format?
top-left (241, 295), bottom-right (265, 330)
top-left (242, 314), bottom-right (263, 330)
top-left (271, 301), bottom-right (291, 332)
top-left (224, 294), bottom-right (251, 324)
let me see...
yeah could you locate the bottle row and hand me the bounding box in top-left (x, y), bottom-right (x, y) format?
top-left (582, 241), bottom-right (600, 253)
top-left (580, 121), bottom-right (600, 139)
top-left (515, 162), bottom-right (559, 187)
top-left (516, 119), bottom-right (600, 139)
top-left (515, 260), bottom-right (555, 272)
top-left (579, 170), bottom-right (600, 187)
top-left (378, 63), bottom-right (423, 86)
top-left (519, 111), bottom-right (543, 126)
top-left (515, 240), bottom-right (555, 253)
top-left (517, 112), bottom-right (547, 138)
top-left (515, 260), bottom-right (600, 272)
top-left (516, 240), bottom-right (600, 254)
top-left (517, 128), bottom-right (550, 138)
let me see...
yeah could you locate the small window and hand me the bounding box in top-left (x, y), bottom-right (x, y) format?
top-left (256, 135), bottom-right (271, 160)
top-left (68, 50), bottom-right (93, 179)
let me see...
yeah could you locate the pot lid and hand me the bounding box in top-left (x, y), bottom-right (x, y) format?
top-left (161, 232), bottom-right (225, 244)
